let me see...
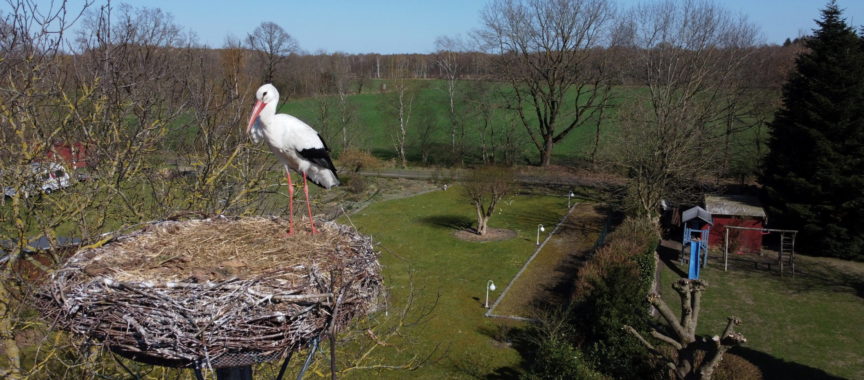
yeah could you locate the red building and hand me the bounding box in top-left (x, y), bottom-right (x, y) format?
top-left (45, 142), bottom-right (91, 169)
top-left (704, 195), bottom-right (766, 254)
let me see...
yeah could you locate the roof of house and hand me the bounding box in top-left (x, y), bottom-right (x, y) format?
top-left (682, 206), bottom-right (713, 225)
top-left (704, 194), bottom-right (766, 218)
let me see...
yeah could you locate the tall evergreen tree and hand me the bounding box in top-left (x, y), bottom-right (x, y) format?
top-left (761, 1), bottom-right (864, 261)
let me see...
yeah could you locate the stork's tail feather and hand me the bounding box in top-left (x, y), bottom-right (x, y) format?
top-left (307, 167), bottom-right (340, 189)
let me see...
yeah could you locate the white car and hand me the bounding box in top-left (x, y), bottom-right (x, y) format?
top-left (3, 162), bottom-right (73, 198)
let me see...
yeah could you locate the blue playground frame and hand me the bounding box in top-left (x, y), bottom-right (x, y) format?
top-left (681, 206), bottom-right (712, 280)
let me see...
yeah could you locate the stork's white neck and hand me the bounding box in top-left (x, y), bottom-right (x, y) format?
top-left (257, 101), bottom-right (279, 128)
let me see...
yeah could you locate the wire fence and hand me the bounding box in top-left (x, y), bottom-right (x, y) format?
top-left (485, 204), bottom-right (612, 322)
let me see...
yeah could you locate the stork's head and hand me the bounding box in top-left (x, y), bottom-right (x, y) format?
top-left (246, 84), bottom-right (279, 134)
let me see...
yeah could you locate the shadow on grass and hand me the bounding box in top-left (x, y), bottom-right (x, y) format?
top-left (787, 261), bottom-right (864, 300)
top-left (471, 324), bottom-right (533, 380)
top-left (530, 245), bottom-right (596, 310)
top-left (658, 241), bottom-right (688, 278)
top-left (731, 346), bottom-right (845, 380)
top-left (471, 323), bottom-right (848, 380)
top-left (419, 215), bottom-right (473, 231)
top-left (706, 253), bottom-right (864, 300)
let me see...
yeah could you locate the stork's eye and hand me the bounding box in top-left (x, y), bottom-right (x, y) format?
top-left (263, 91), bottom-right (268, 96)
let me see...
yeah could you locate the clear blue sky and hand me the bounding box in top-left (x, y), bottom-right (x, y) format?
top-left (9, 0), bottom-right (864, 54)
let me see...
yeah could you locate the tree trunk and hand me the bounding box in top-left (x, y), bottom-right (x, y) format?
top-left (476, 205), bottom-right (488, 235)
top-left (0, 282), bottom-right (22, 380)
top-left (625, 280), bottom-right (746, 380)
top-left (540, 135), bottom-right (554, 166)
top-left (591, 118), bottom-right (602, 165)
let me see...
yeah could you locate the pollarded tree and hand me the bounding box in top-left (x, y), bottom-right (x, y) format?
top-left (462, 166), bottom-right (516, 235)
top-left (761, 1), bottom-right (864, 261)
top-left (625, 279), bottom-right (747, 380)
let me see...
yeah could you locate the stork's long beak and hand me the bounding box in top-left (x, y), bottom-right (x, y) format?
top-left (246, 100), bottom-right (267, 133)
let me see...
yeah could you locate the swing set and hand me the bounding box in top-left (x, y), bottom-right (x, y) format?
top-left (722, 226), bottom-right (798, 277)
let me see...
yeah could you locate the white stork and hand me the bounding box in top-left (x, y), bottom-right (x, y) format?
top-left (246, 83), bottom-right (339, 235)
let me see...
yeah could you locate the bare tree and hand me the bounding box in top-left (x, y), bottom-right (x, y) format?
top-left (381, 60), bottom-right (424, 168)
top-left (0, 3), bottom-right (282, 377)
top-left (291, 273), bottom-right (441, 378)
top-left (246, 21), bottom-right (299, 83)
top-left (434, 35), bottom-right (466, 160)
top-left (390, 78), bottom-right (414, 169)
top-left (625, 279), bottom-right (747, 380)
top-left (462, 79), bottom-right (526, 166)
top-left (610, 0), bottom-right (758, 221)
top-left (413, 101), bottom-right (442, 165)
top-left (332, 54), bottom-right (360, 151)
top-left (312, 53), bottom-right (360, 155)
top-left (478, 0), bottom-right (615, 166)
top-left (462, 166), bottom-right (516, 235)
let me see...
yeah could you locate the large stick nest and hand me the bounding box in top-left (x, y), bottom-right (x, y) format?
top-left (36, 216), bottom-right (382, 368)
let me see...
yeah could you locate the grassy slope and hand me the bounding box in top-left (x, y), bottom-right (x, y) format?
top-left (279, 80), bottom-right (613, 165)
top-left (278, 81), bottom-right (769, 167)
top-left (340, 186), bottom-right (569, 378)
top-left (657, 256), bottom-right (864, 379)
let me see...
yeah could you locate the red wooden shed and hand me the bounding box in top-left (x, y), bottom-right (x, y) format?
top-left (704, 195), bottom-right (766, 254)
top-left (46, 142), bottom-right (91, 169)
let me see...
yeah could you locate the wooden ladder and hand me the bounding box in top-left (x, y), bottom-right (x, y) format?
top-left (779, 232), bottom-right (796, 277)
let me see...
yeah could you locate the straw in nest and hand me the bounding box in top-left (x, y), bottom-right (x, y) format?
top-left (36, 216), bottom-right (382, 369)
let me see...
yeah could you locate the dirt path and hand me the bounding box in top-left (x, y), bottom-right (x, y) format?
top-left (357, 166), bottom-right (625, 188)
top-left (490, 202), bottom-right (606, 319)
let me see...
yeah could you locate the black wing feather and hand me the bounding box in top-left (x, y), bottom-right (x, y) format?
top-left (296, 134), bottom-right (339, 180)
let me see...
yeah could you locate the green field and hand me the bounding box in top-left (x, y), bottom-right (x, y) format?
top-left (338, 186), bottom-right (570, 378)
top-left (278, 80), bottom-right (769, 169)
top-left (657, 253), bottom-right (864, 379)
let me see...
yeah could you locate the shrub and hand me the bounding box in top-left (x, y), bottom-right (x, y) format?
top-left (579, 264), bottom-right (655, 379)
top-left (694, 351), bottom-right (763, 380)
top-left (338, 148), bottom-right (382, 173)
top-left (522, 216), bottom-right (660, 380)
top-left (522, 337), bottom-right (604, 380)
top-left (575, 217), bottom-right (657, 298)
top-left (572, 217), bottom-right (660, 379)
top-left (343, 174), bottom-right (368, 194)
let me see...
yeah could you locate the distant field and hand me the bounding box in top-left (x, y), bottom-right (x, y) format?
top-left (278, 80), bottom-right (770, 169)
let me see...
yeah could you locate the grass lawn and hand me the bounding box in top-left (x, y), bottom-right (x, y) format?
top-left (657, 250), bottom-right (864, 379)
top-left (338, 186), bottom-right (570, 378)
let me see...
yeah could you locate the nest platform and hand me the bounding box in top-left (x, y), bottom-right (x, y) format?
top-left (36, 216), bottom-right (382, 369)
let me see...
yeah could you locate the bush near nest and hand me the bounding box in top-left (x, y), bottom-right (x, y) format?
top-left (36, 216), bottom-right (382, 369)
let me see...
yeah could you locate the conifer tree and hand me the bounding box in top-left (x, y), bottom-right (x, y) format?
top-left (761, 1), bottom-right (864, 260)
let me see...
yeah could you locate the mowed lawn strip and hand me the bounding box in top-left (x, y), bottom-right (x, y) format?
top-left (493, 202), bottom-right (605, 317)
top-left (341, 186), bottom-right (568, 378)
top-left (657, 253), bottom-right (864, 379)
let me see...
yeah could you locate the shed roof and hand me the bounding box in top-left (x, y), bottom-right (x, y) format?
top-left (704, 194), bottom-right (766, 218)
top-left (682, 206), bottom-right (713, 225)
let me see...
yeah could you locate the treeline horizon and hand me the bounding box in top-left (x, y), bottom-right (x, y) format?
top-left (21, 1), bottom-right (808, 100)
top-left (60, 43), bottom-right (800, 100)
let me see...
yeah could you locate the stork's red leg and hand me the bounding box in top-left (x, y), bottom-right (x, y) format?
top-left (302, 171), bottom-right (318, 235)
top-left (285, 171), bottom-right (295, 236)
